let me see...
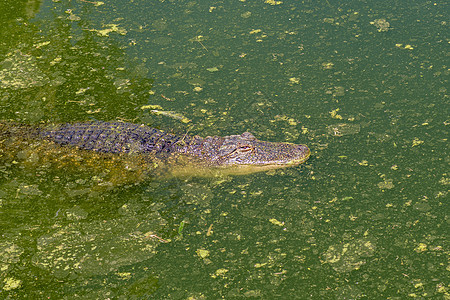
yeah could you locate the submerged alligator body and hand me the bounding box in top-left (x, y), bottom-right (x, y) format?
top-left (1, 121), bottom-right (310, 173)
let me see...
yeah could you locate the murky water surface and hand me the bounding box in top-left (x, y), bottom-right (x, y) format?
top-left (0, 0), bottom-right (448, 298)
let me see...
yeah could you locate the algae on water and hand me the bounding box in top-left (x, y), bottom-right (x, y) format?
top-left (32, 206), bottom-right (167, 278)
top-left (0, 51), bottom-right (49, 90)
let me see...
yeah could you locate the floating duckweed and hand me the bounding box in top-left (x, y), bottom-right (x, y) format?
top-left (3, 277), bottom-right (22, 291)
top-left (196, 249), bottom-right (210, 259)
top-left (378, 179), bottom-right (394, 190)
top-left (91, 24), bottom-right (127, 36)
top-left (322, 62), bottom-right (334, 70)
top-left (269, 218), bottom-right (284, 226)
top-left (289, 77), bottom-right (300, 84)
top-left (414, 243), bottom-right (428, 253)
top-left (370, 19), bottom-right (390, 32)
top-left (412, 138), bottom-right (424, 147)
top-left (329, 109), bottom-right (343, 119)
top-left (212, 268), bottom-right (229, 278)
top-left (265, 0), bottom-right (283, 5)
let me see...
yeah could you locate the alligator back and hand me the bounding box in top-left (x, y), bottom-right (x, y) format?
top-left (37, 122), bottom-right (184, 154)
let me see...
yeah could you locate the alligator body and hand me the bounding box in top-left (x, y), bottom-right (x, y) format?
top-left (1, 121), bottom-right (310, 174)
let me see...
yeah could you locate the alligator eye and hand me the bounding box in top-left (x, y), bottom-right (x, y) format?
top-left (238, 145), bottom-right (253, 152)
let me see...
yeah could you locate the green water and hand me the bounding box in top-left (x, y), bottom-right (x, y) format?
top-left (0, 0), bottom-right (448, 298)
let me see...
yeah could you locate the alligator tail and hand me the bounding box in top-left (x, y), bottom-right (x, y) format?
top-left (0, 121), bottom-right (39, 140)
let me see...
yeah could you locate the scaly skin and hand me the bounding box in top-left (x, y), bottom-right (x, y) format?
top-left (1, 121), bottom-right (310, 171)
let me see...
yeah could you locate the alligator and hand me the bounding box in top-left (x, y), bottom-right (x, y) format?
top-left (0, 121), bottom-right (310, 175)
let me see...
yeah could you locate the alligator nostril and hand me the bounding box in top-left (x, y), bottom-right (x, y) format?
top-left (296, 145), bottom-right (310, 158)
top-left (298, 145), bottom-right (308, 152)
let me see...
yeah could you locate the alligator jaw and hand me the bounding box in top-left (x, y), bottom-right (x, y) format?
top-left (167, 145), bottom-right (311, 177)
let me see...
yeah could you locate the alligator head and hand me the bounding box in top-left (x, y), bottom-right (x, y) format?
top-left (173, 131), bottom-right (310, 176)
top-left (214, 132), bottom-right (310, 167)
